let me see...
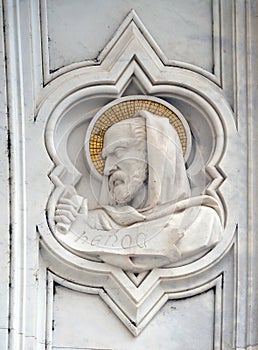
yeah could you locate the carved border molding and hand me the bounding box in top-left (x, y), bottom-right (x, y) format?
top-left (0, 2), bottom-right (9, 349)
top-left (40, 0), bottom-right (239, 118)
top-left (36, 6), bottom-right (238, 337)
top-left (1, 0), bottom-right (257, 348)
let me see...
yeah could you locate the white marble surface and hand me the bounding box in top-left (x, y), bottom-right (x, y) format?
top-left (46, 0), bottom-right (213, 72)
top-left (0, 2), bottom-right (9, 347)
top-left (53, 285), bottom-right (214, 350)
top-left (54, 103), bottom-right (223, 272)
top-left (1, 0), bottom-right (258, 349)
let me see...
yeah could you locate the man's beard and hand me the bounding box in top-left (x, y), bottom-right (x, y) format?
top-left (108, 168), bottom-right (147, 206)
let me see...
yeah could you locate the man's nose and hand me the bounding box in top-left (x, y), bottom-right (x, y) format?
top-left (103, 156), bottom-right (118, 176)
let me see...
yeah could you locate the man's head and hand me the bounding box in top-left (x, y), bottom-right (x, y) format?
top-left (102, 117), bottom-right (148, 207)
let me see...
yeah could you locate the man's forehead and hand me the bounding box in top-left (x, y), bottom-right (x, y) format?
top-left (104, 122), bottom-right (134, 144)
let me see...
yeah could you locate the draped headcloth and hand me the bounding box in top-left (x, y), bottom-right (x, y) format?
top-left (134, 110), bottom-right (191, 211)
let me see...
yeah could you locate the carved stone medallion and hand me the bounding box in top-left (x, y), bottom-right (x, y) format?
top-left (51, 96), bottom-right (223, 272)
top-left (37, 11), bottom-right (235, 335)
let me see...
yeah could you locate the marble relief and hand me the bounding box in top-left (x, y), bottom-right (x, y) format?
top-left (54, 98), bottom-right (223, 272)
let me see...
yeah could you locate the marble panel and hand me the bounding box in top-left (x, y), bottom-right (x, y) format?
top-left (46, 0), bottom-right (213, 72)
top-left (52, 285), bottom-right (215, 350)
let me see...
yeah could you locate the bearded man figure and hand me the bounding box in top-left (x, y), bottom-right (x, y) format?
top-left (102, 116), bottom-right (148, 209)
top-left (55, 110), bottom-right (223, 272)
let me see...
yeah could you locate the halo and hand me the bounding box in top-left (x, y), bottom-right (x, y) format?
top-left (86, 96), bottom-right (191, 177)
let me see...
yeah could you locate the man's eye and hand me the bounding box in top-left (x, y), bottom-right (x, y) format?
top-left (114, 147), bottom-right (125, 158)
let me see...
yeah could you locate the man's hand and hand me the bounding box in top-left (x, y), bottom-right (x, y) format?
top-left (55, 186), bottom-right (87, 234)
